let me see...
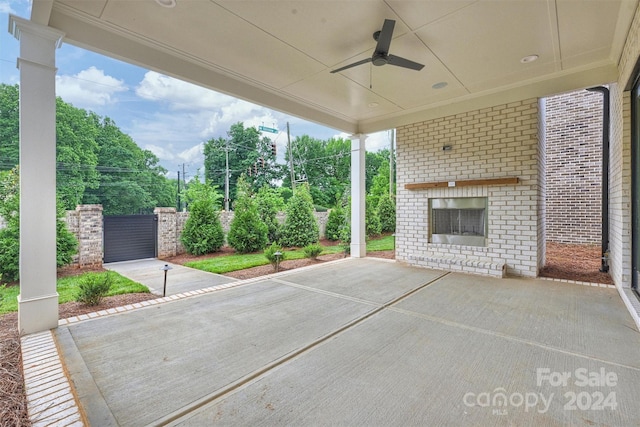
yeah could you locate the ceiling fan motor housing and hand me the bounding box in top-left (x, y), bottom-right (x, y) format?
top-left (372, 53), bottom-right (388, 66)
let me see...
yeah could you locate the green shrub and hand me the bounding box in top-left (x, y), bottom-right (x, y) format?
top-left (377, 195), bottom-right (396, 233)
top-left (339, 241), bottom-right (351, 257)
top-left (0, 226), bottom-right (19, 282)
top-left (303, 244), bottom-right (323, 260)
top-left (180, 177), bottom-right (225, 255)
top-left (228, 177), bottom-right (268, 253)
top-left (339, 198), bottom-right (351, 247)
top-left (366, 196), bottom-right (381, 237)
top-left (75, 272), bottom-right (113, 306)
top-left (256, 186), bottom-right (283, 244)
top-left (325, 207), bottom-right (344, 241)
top-left (0, 167), bottom-right (78, 282)
top-left (264, 242), bottom-right (286, 270)
top-left (279, 184), bottom-right (319, 247)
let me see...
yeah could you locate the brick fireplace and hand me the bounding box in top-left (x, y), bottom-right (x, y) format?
top-left (395, 98), bottom-right (544, 278)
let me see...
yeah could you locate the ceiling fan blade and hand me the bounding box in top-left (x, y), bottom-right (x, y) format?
top-left (330, 57), bottom-right (373, 73)
top-left (375, 19), bottom-right (395, 55)
top-left (387, 54), bottom-right (425, 71)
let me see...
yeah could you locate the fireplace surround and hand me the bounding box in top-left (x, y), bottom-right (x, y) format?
top-left (429, 197), bottom-right (488, 247)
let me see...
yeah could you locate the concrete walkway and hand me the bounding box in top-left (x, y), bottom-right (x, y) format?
top-left (104, 258), bottom-right (237, 296)
top-left (53, 258), bottom-right (640, 426)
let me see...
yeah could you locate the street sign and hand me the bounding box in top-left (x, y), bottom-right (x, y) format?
top-left (259, 125), bottom-right (278, 134)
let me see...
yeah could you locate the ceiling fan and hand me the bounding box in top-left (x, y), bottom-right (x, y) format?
top-left (330, 19), bottom-right (425, 74)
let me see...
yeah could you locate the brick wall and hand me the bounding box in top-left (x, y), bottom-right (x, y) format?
top-left (65, 205), bottom-right (103, 267)
top-left (396, 98), bottom-right (540, 277)
top-left (155, 208), bottom-right (329, 258)
top-left (608, 2), bottom-right (640, 289)
top-left (62, 207), bottom-right (329, 265)
top-left (544, 89), bottom-right (603, 245)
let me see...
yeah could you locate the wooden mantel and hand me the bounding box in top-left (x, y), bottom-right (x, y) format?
top-left (405, 177), bottom-right (519, 190)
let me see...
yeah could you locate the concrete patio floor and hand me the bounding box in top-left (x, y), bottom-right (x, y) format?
top-left (53, 258), bottom-right (640, 426)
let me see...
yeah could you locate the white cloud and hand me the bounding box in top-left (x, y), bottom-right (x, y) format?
top-left (365, 131), bottom-right (393, 152)
top-left (135, 71), bottom-right (290, 139)
top-left (178, 143), bottom-right (204, 164)
top-left (56, 66), bottom-right (127, 108)
top-left (136, 71), bottom-right (235, 111)
top-left (144, 143), bottom-right (176, 162)
top-left (0, 0), bottom-right (29, 15)
top-left (0, 2), bottom-right (16, 14)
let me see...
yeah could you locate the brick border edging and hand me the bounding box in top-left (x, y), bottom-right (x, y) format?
top-left (538, 276), bottom-right (615, 289)
top-left (21, 331), bottom-right (85, 426)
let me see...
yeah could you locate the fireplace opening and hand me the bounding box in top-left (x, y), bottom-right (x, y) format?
top-left (430, 197), bottom-right (487, 246)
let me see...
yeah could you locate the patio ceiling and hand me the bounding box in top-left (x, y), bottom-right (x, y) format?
top-left (31, 0), bottom-right (638, 134)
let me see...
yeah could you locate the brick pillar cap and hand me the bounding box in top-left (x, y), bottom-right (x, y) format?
top-left (76, 204), bottom-right (103, 212)
top-left (154, 207), bottom-right (177, 213)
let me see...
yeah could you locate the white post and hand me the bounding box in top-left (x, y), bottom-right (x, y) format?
top-left (350, 134), bottom-right (367, 258)
top-left (10, 15), bottom-right (64, 335)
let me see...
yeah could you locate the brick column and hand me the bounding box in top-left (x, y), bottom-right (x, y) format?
top-left (155, 207), bottom-right (177, 258)
top-left (77, 205), bottom-right (103, 267)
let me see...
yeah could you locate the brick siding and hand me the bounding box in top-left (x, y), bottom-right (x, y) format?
top-left (396, 98), bottom-right (541, 277)
top-left (544, 89), bottom-right (603, 245)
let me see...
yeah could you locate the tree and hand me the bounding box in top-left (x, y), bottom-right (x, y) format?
top-left (204, 123), bottom-right (280, 208)
top-left (0, 85), bottom-right (175, 213)
top-left (227, 176), bottom-right (268, 253)
top-left (369, 160), bottom-right (392, 208)
top-left (56, 101), bottom-right (99, 209)
top-left (83, 118), bottom-right (172, 215)
top-left (180, 177), bottom-right (224, 255)
top-left (0, 167), bottom-right (78, 282)
top-left (279, 184), bottom-right (319, 247)
top-left (256, 185), bottom-right (284, 244)
top-left (0, 84), bottom-right (19, 171)
top-left (366, 149), bottom-right (390, 193)
top-left (377, 195), bottom-right (396, 233)
top-left (284, 135), bottom-right (351, 208)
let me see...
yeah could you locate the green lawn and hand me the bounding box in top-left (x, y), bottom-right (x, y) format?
top-left (185, 234), bottom-right (394, 274)
top-left (0, 271), bottom-right (149, 315)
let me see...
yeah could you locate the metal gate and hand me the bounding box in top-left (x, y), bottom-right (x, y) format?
top-left (103, 215), bottom-right (158, 263)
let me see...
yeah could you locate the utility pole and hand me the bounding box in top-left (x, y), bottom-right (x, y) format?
top-left (390, 128), bottom-right (395, 198)
top-left (177, 170), bottom-right (181, 211)
top-left (224, 138), bottom-right (230, 211)
top-left (287, 122), bottom-right (295, 191)
top-left (181, 163), bottom-right (188, 210)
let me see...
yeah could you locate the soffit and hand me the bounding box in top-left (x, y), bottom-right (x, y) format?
top-left (33, 0), bottom-right (638, 133)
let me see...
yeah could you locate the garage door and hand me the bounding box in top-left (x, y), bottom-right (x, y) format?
top-left (103, 215), bottom-right (158, 263)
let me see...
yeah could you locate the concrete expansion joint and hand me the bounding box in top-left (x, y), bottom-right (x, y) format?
top-left (156, 263), bottom-right (449, 425)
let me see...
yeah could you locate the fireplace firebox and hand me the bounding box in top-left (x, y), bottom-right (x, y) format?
top-left (429, 197), bottom-right (487, 246)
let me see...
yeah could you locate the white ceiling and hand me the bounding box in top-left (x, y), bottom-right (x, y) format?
top-left (31, 0), bottom-right (638, 134)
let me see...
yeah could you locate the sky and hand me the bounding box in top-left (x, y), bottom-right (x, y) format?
top-left (0, 0), bottom-right (392, 180)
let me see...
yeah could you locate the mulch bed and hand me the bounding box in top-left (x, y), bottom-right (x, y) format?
top-left (539, 241), bottom-right (613, 285)
top-left (0, 242), bottom-right (612, 426)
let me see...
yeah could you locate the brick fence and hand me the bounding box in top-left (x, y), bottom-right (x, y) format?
top-left (64, 206), bottom-right (329, 266)
top-left (155, 208), bottom-right (329, 258)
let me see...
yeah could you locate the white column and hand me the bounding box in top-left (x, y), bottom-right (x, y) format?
top-left (350, 134), bottom-right (367, 258)
top-left (10, 15), bottom-right (64, 335)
